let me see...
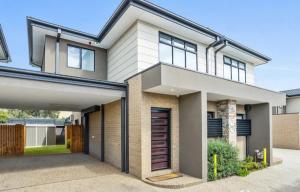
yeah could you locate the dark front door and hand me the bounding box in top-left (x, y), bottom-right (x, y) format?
top-left (151, 108), bottom-right (170, 171)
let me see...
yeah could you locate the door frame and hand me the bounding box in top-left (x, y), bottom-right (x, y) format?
top-left (151, 107), bottom-right (171, 171)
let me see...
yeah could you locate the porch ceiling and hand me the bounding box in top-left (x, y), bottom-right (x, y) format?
top-left (139, 63), bottom-right (286, 106)
top-left (0, 67), bottom-right (126, 111)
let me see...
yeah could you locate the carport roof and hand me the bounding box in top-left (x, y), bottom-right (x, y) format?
top-left (0, 66), bottom-right (127, 111)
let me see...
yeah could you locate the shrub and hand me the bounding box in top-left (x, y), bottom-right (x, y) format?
top-left (236, 166), bottom-right (250, 177)
top-left (208, 139), bottom-right (239, 181)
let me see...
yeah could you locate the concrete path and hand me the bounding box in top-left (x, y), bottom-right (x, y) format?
top-left (0, 149), bottom-right (300, 192)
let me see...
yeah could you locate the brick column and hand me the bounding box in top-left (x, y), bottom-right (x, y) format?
top-left (217, 100), bottom-right (237, 146)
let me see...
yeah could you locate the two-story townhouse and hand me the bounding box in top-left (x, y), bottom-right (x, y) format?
top-left (0, 24), bottom-right (11, 63)
top-left (0, 0), bottom-right (285, 184)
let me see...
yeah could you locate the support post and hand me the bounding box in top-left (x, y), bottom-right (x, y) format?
top-left (83, 113), bottom-right (89, 154)
top-left (101, 105), bottom-right (105, 162)
top-left (121, 97), bottom-right (126, 172)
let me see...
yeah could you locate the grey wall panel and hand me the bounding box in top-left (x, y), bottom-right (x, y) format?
top-left (179, 91), bottom-right (207, 180)
top-left (26, 127), bottom-right (36, 147)
top-left (247, 103), bottom-right (272, 164)
top-left (47, 127), bottom-right (56, 145)
top-left (37, 126), bottom-right (47, 146)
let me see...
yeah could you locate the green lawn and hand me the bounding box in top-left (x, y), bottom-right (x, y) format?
top-left (25, 145), bottom-right (71, 155)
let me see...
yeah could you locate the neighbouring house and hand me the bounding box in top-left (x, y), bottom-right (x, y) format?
top-left (0, 0), bottom-right (285, 182)
top-left (273, 89), bottom-right (300, 149)
top-left (8, 118), bottom-right (67, 147)
top-left (0, 24), bottom-right (11, 63)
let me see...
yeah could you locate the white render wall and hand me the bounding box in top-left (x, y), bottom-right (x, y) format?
top-left (107, 23), bottom-right (138, 82)
top-left (286, 97), bottom-right (300, 113)
top-left (107, 20), bottom-right (255, 85)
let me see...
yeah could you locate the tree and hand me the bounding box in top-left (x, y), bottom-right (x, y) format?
top-left (0, 110), bottom-right (9, 123)
top-left (6, 109), bottom-right (60, 119)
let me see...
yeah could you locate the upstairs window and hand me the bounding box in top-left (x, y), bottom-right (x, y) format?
top-left (67, 45), bottom-right (95, 71)
top-left (159, 32), bottom-right (197, 71)
top-left (223, 56), bottom-right (246, 83)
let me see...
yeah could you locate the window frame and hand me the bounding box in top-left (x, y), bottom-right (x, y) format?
top-left (223, 56), bottom-right (246, 83)
top-left (159, 32), bottom-right (198, 71)
top-left (67, 45), bottom-right (95, 72)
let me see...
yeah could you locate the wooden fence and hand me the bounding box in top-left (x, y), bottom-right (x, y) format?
top-left (66, 125), bottom-right (83, 153)
top-left (0, 124), bottom-right (25, 156)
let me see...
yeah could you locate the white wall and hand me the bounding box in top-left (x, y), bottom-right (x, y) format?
top-left (286, 97), bottom-right (300, 113)
top-left (107, 23), bottom-right (138, 82)
top-left (136, 21), bottom-right (207, 73)
top-left (215, 51), bottom-right (255, 85)
top-left (107, 20), bottom-right (256, 85)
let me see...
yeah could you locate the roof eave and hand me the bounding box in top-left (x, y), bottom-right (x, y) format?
top-left (97, 0), bottom-right (271, 62)
top-left (27, 16), bottom-right (99, 68)
top-left (0, 25), bottom-right (12, 63)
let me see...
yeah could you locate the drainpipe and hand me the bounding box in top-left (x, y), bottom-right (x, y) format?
top-left (55, 28), bottom-right (61, 74)
top-left (214, 40), bottom-right (227, 76)
top-left (206, 37), bottom-right (219, 74)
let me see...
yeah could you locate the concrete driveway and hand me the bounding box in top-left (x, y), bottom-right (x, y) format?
top-left (0, 149), bottom-right (299, 192)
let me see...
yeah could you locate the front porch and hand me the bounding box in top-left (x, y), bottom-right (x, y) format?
top-left (127, 63), bottom-right (286, 181)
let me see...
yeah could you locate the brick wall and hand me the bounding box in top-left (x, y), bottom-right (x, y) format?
top-left (104, 100), bottom-right (122, 169)
top-left (273, 113), bottom-right (300, 149)
top-left (128, 75), bottom-right (179, 179)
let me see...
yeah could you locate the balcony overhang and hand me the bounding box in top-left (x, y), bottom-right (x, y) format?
top-left (139, 63), bottom-right (286, 106)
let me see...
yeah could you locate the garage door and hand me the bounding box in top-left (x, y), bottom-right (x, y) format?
top-left (151, 108), bottom-right (170, 171)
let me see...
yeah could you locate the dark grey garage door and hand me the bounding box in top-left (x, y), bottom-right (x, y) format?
top-left (151, 108), bottom-right (170, 171)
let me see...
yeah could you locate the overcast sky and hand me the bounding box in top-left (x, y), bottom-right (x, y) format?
top-left (1, 0), bottom-right (299, 91)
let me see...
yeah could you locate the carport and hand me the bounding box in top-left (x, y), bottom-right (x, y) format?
top-left (0, 66), bottom-right (129, 172)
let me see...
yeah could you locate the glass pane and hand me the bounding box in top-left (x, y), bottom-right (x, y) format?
top-left (173, 38), bottom-right (184, 48)
top-left (224, 64), bottom-right (231, 79)
top-left (173, 48), bottom-right (185, 68)
top-left (239, 69), bottom-right (246, 83)
top-left (82, 49), bottom-right (95, 71)
top-left (186, 43), bottom-right (196, 52)
top-left (159, 33), bottom-right (171, 44)
top-left (224, 57), bottom-right (231, 64)
top-left (159, 43), bottom-right (172, 64)
top-left (232, 67), bottom-right (239, 81)
top-left (186, 52), bottom-right (197, 70)
top-left (232, 60), bottom-right (238, 67)
top-left (67, 46), bottom-right (80, 68)
top-left (239, 62), bottom-right (246, 69)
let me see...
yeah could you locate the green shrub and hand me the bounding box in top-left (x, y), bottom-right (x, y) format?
top-left (236, 166), bottom-right (250, 177)
top-left (208, 139), bottom-right (239, 181)
top-left (239, 160), bottom-right (259, 171)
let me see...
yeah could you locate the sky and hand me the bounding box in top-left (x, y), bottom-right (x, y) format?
top-left (0, 0), bottom-right (299, 91)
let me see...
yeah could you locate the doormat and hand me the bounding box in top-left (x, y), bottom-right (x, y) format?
top-left (146, 173), bottom-right (183, 182)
